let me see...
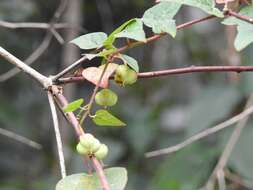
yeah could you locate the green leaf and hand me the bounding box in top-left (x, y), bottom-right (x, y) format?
top-left (160, 0), bottom-right (223, 17)
top-left (115, 19), bottom-right (146, 42)
top-left (222, 5), bottom-right (253, 51)
top-left (70, 32), bottom-right (108, 50)
top-left (55, 167), bottom-right (127, 190)
top-left (121, 54), bottom-right (139, 72)
top-left (103, 19), bottom-right (135, 47)
top-left (142, 2), bottom-right (181, 37)
top-left (93, 109), bottom-right (126, 127)
top-left (63, 99), bottom-right (84, 113)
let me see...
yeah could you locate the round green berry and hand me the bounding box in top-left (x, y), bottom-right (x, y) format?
top-left (80, 133), bottom-right (95, 149)
top-left (76, 143), bottom-right (89, 155)
top-left (114, 65), bottom-right (137, 86)
top-left (90, 138), bottom-right (101, 153)
top-left (123, 69), bottom-right (137, 85)
top-left (94, 144), bottom-right (108, 160)
top-left (95, 89), bottom-right (118, 107)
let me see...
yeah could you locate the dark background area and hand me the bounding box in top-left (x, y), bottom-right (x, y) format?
top-left (1, 0), bottom-right (253, 189)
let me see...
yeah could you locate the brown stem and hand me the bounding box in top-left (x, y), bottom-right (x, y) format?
top-left (91, 157), bottom-right (110, 190)
top-left (227, 10), bottom-right (253, 25)
top-left (57, 65), bottom-right (253, 84)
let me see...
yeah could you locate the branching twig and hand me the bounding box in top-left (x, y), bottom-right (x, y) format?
top-left (204, 94), bottom-right (253, 189)
top-left (48, 92), bottom-right (66, 178)
top-left (145, 104), bottom-right (253, 157)
top-left (0, 127), bottom-right (42, 149)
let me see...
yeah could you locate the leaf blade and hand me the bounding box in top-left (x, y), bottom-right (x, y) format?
top-left (121, 54), bottom-right (139, 72)
top-left (93, 109), bottom-right (126, 127)
top-left (63, 99), bottom-right (84, 113)
top-left (103, 19), bottom-right (136, 47)
top-left (142, 2), bottom-right (181, 37)
top-left (70, 32), bottom-right (108, 50)
top-left (115, 19), bottom-right (146, 42)
top-left (222, 4), bottom-right (253, 51)
top-left (55, 167), bottom-right (128, 190)
top-left (160, 0), bottom-right (223, 17)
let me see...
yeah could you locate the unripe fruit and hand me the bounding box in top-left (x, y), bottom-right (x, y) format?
top-left (95, 89), bottom-right (118, 107)
top-left (94, 144), bottom-right (108, 160)
top-left (123, 69), bottom-right (137, 85)
top-left (114, 65), bottom-right (137, 86)
top-left (80, 133), bottom-right (95, 149)
top-left (89, 138), bottom-right (101, 153)
top-left (76, 143), bottom-right (89, 155)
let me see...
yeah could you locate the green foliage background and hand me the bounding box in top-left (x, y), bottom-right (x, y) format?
top-left (0, 0), bottom-right (253, 189)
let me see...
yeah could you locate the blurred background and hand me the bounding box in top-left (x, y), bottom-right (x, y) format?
top-left (1, 0), bottom-right (253, 189)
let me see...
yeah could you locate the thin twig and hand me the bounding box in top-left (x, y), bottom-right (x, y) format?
top-left (145, 104), bottom-right (253, 157)
top-left (52, 15), bottom-right (216, 80)
top-left (50, 28), bottom-right (65, 44)
top-left (227, 10), bottom-right (253, 25)
top-left (57, 65), bottom-right (253, 84)
top-left (0, 127), bottom-right (42, 149)
top-left (0, 20), bottom-right (72, 29)
top-left (48, 92), bottom-right (66, 178)
top-left (205, 94), bottom-right (253, 189)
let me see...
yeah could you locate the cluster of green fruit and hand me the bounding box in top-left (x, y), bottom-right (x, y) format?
top-left (76, 133), bottom-right (108, 160)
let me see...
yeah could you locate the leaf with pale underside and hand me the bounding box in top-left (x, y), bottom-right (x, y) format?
top-left (142, 2), bottom-right (181, 37)
top-left (121, 54), bottom-right (139, 72)
top-left (82, 63), bottom-right (118, 88)
top-left (159, 0), bottom-right (224, 17)
top-left (70, 32), bottom-right (108, 50)
top-left (55, 167), bottom-right (127, 190)
top-left (222, 4), bottom-right (253, 51)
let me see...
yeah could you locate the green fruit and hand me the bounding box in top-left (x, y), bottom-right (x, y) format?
top-left (80, 133), bottom-right (95, 149)
top-left (123, 69), bottom-right (137, 85)
top-left (76, 143), bottom-right (89, 155)
top-left (95, 89), bottom-right (118, 107)
top-left (94, 144), bottom-right (108, 160)
top-left (90, 138), bottom-right (101, 153)
top-left (114, 65), bottom-right (137, 86)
